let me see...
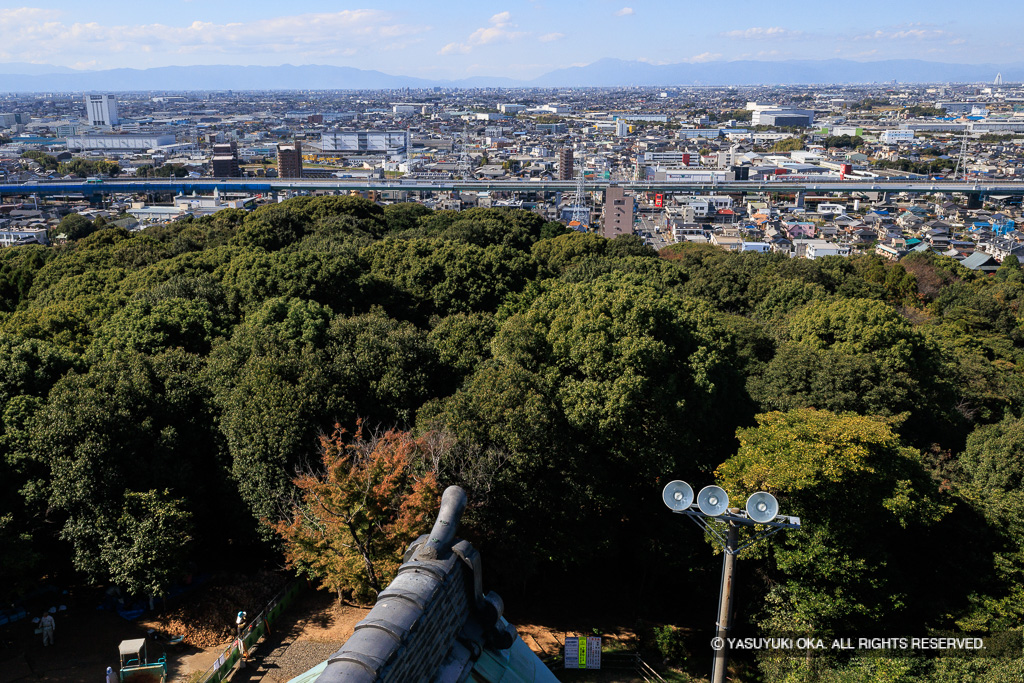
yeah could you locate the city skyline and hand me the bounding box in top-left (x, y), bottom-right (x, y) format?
top-left (1, 0), bottom-right (1021, 81)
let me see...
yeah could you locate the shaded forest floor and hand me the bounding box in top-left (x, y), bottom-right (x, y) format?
top-left (196, 590), bottom-right (696, 683)
top-left (0, 580), bottom-right (695, 683)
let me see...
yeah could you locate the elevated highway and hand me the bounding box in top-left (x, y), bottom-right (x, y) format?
top-left (2, 177), bottom-right (1023, 198)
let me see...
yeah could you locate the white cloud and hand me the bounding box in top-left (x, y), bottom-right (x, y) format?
top-left (853, 25), bottom-right (952, 41)
top-left (687, 52), bottom-right (723, 63)
top-left (439, 42), bottom-right (471, 56)
top-left (0, 9), bottom-right (431, 66)
top-left (437, 10), bottom-right (525, 55)
top-left (615, 7), bottom-right (635, 16)
top-left (539, 32), bottom-right (565, 42)
top-left (722, 27), bottom-right (801, 40)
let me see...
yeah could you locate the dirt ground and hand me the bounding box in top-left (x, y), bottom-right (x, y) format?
top-left (0, 584), bottom-right (664, 683)
top-left (0, 599), bottom-right (181, 683)
top-left (0, 573), bottom-right (287, 683)
top-left (213, 591), bottom-right (655, 683)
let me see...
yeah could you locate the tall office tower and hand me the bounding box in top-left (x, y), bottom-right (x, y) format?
top-left (84, 94), bottom-right (119, 126)
top-left (557, 147), bottom-right (574, 181)
top-left (277, 141), bottom-right (303, 179)
top-left (211, 142), bottom-right (240, 177)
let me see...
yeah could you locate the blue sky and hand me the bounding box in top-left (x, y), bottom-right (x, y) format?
top-left (1, 1), bottom-right (1020, 79)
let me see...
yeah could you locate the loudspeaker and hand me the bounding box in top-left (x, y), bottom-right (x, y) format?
top-left (746, 492), bottom-right (779, 523)
top-left (697, 485), bottom-right (729, 517)
top-left (662, 480), bottom-right (694, 511)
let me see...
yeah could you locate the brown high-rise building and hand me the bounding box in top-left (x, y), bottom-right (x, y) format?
top-left (211, 142), bottom-right (240, 177)
top-left (278, 141), bottom-right (303, 179)
top-left (602, 186), bottom-right (634, 240)
top-left (557, 147), bottom-right (574, 181)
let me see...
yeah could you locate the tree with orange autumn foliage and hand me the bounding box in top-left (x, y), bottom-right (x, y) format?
top-left (271, 422), bottom-right (441, 603)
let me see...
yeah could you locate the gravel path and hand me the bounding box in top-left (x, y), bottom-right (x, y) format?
top-left (249, 639), bottom-right (344, 682)
top-left (217, 592), bottom-right (369, 682)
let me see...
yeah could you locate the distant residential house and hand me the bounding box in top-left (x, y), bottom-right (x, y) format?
top-left (715, 208), bottom-right (737, 224)
top-left (804, 240), bottom-right (852, 260)
top-left (740, 241), bottom-right (772, 253)
top-left (818, 225), bottom-right (840, 239)
top-left (768, 235), bottom-right (793, 255)
top-left (740, 225), bottom-right (765, 241)
top-left (876, 243), bottom-right (905, 261)
top-left (980, 237), bottom-right (1024, 262)
top-left (925, 228), bottom-right (951, 247)
top-left (897, 212), bottom-right (924, 230)
top-left (849, 229), bottom-right (877, 246)
top-left (937, 202), bottom-right (961, 220)
top-left (961, 251), bottom-right (1001, 274)
top-left (792, 239), bottom-right (851, 259)
top-left (710, 233), bottom-right (743, 251)
top-left (877, 226), bottom-right (903, 242)
top-left (949, 239), bottom-right (976, 254)
top-left (784, 222), bottom-right (816, 240)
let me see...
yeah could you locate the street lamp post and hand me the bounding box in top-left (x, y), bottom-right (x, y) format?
top-left (662, 481), bottom-right (802, 683)
top-left (713, 522), bottom-right (738, 683)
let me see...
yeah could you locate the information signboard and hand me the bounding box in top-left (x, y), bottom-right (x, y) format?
top-left (564, 636), bottom-right (601, 669)
top-left (564, 636), bottom-right (579, 669)
top-left (586, 636), bottom-right (602, 669)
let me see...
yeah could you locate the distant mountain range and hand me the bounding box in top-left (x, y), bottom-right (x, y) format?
top-left (0, 58), bottom-right (1020, 91)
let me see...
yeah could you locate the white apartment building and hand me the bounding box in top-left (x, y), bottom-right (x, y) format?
top-left (0, 228), bottom-right (48, 247)
top-left (798, 240), bottom-right (851, 259)
top-left (880, 130), bottom-right (915, 144)
top-left (817, 203), bottom-right (847, 216)
top-left (674, 194), bottom-right (733, 217)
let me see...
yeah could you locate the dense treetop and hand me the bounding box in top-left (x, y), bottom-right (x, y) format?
top-left (0, 196), bottom-right (1021, 679)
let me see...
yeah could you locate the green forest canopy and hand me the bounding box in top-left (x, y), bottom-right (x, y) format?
top-left (0, 197), bottom-right (1022, 679)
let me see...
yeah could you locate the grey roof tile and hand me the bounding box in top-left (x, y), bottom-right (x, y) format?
top-left (311, 486), bottom-right (558, 683)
